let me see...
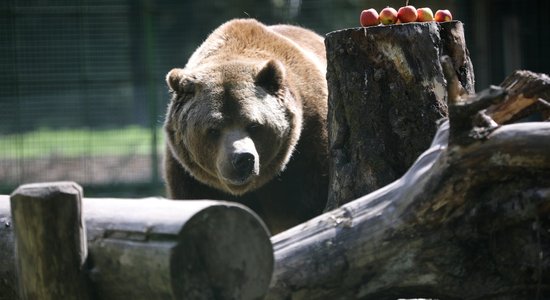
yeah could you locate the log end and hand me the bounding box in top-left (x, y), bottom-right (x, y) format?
top-left (10, 181), bottom-right (83, 202)
top-left (171, 203), bottom-right (273, 300)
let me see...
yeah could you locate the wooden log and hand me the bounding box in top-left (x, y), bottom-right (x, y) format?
top-left (84, 197), bottom-right (273, 300)
top-left (325, 21), bottom-right (475, 210)
top-left (1, 189), bottom-right (273, 300)
top-left (267, 120), bottom-right (550, 300)
top-left (10, 182), bottom-right (91, 300)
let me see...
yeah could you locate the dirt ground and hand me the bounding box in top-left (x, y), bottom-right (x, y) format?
top-left (0, 155), bottom-right (162, 188)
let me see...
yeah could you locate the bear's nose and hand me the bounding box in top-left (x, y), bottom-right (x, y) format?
top-left (232, 152), bottom-right (255, 177)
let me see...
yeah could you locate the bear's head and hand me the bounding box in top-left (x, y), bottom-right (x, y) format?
top-left (164, 59), bottom-right (302, 195)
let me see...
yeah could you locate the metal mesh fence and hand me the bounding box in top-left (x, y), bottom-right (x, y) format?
top-left (1, 1), bottom-right (160, 195)
top-left (1, 0), bottom-right (547, 196)
top-left (0, 0), bottom-right (358, 196)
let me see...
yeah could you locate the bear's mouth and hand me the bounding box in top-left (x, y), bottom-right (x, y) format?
top-left (219, 162), bottom-right (260, 194)
top-left (220, 175), bottom-right (258, 195)
top-left (226, 176), bottom-right (251, 185)
top-left (221, 172), bottom-right (257, 188)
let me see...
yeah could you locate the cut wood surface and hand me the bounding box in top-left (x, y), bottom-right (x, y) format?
top-left (445, 67), bottom-right (550, 145)
top-left (1, 192), bottom-right (273, 300)
top-left (488, 70), bottom-right (550, 124)
top-left (325, 21), bottom-right (475, 209)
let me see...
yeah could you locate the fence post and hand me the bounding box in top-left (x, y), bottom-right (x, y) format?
top-left (142, 0), bottom-right (160, 185)
top-left (10, 182), bottom-right (91, 300)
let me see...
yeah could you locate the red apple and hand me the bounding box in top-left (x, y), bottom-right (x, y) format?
top-left (360, 8), bottom-right (380, 27)
top-left (397, 5), bottom-right (417, 23)
top-left (434, 9), bottom-right (453, 22)
top-left (416, 7), bottom-right (434, 22)
top-left (379, 7), bottom-right (398, 25)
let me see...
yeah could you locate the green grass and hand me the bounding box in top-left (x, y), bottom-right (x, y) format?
top-left (0, 126), bottom-right (164, 159)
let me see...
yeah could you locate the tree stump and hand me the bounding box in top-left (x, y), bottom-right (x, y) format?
top-left (326, 21), bottom-right (475, 209)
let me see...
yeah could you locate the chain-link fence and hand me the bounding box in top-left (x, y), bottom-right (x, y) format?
top-left (1, 0), bottom-right (547, 197)
top-left (0, 0), bottom-right (360, 196)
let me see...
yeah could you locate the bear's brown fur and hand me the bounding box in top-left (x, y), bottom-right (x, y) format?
top-left (164, 19), bottom-right (328, 234)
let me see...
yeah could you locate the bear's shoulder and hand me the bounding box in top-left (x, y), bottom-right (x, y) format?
top-left (268, 24), bottom-right (325, 62)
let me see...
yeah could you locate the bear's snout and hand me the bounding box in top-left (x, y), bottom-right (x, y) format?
top-left (221, 149), bottom-right (259, 188)
top-left (217, 130), bottom-right (260, 191)
top-left (232, 152), bottom-right (256, 179)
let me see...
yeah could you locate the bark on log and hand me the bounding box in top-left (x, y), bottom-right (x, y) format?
top-left (267, 71), bottom-right (550, 299)
top-left (1, 188), bottom-right (273, 300)
top-left (326, 21), bottom-right (475, 210)
top-left (10, 182), bottom-right (91, 300)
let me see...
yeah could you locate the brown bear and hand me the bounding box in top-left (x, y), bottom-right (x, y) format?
top-left (163, 18), bottom-right (328, 234)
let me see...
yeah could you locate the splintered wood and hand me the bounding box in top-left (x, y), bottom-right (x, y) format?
top-left (487, 70), bottom-right (550, 124)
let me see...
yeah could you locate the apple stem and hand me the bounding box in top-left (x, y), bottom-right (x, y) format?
top-left (405, 0), bottom-right (409, 6)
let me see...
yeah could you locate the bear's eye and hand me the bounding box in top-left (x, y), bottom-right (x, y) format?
top-left (206, 128), bottom-right (221, 139)
top-left (181, 83), bottom-right (195, 96)
top-left (246, 122), bottom-right (262, 135)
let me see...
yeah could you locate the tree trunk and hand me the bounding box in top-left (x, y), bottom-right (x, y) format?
top-left (267, 70), bottom-right (550, 299)
top-left (1, 186), bottom-right (273, 300)
top-left (326, 21), bottom-right (475, 210)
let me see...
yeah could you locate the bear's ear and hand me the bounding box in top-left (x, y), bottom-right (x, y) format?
top-left (166, 68), bottom-right (195, 96)
top-left (255, 60), bottom-right (285, 95)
